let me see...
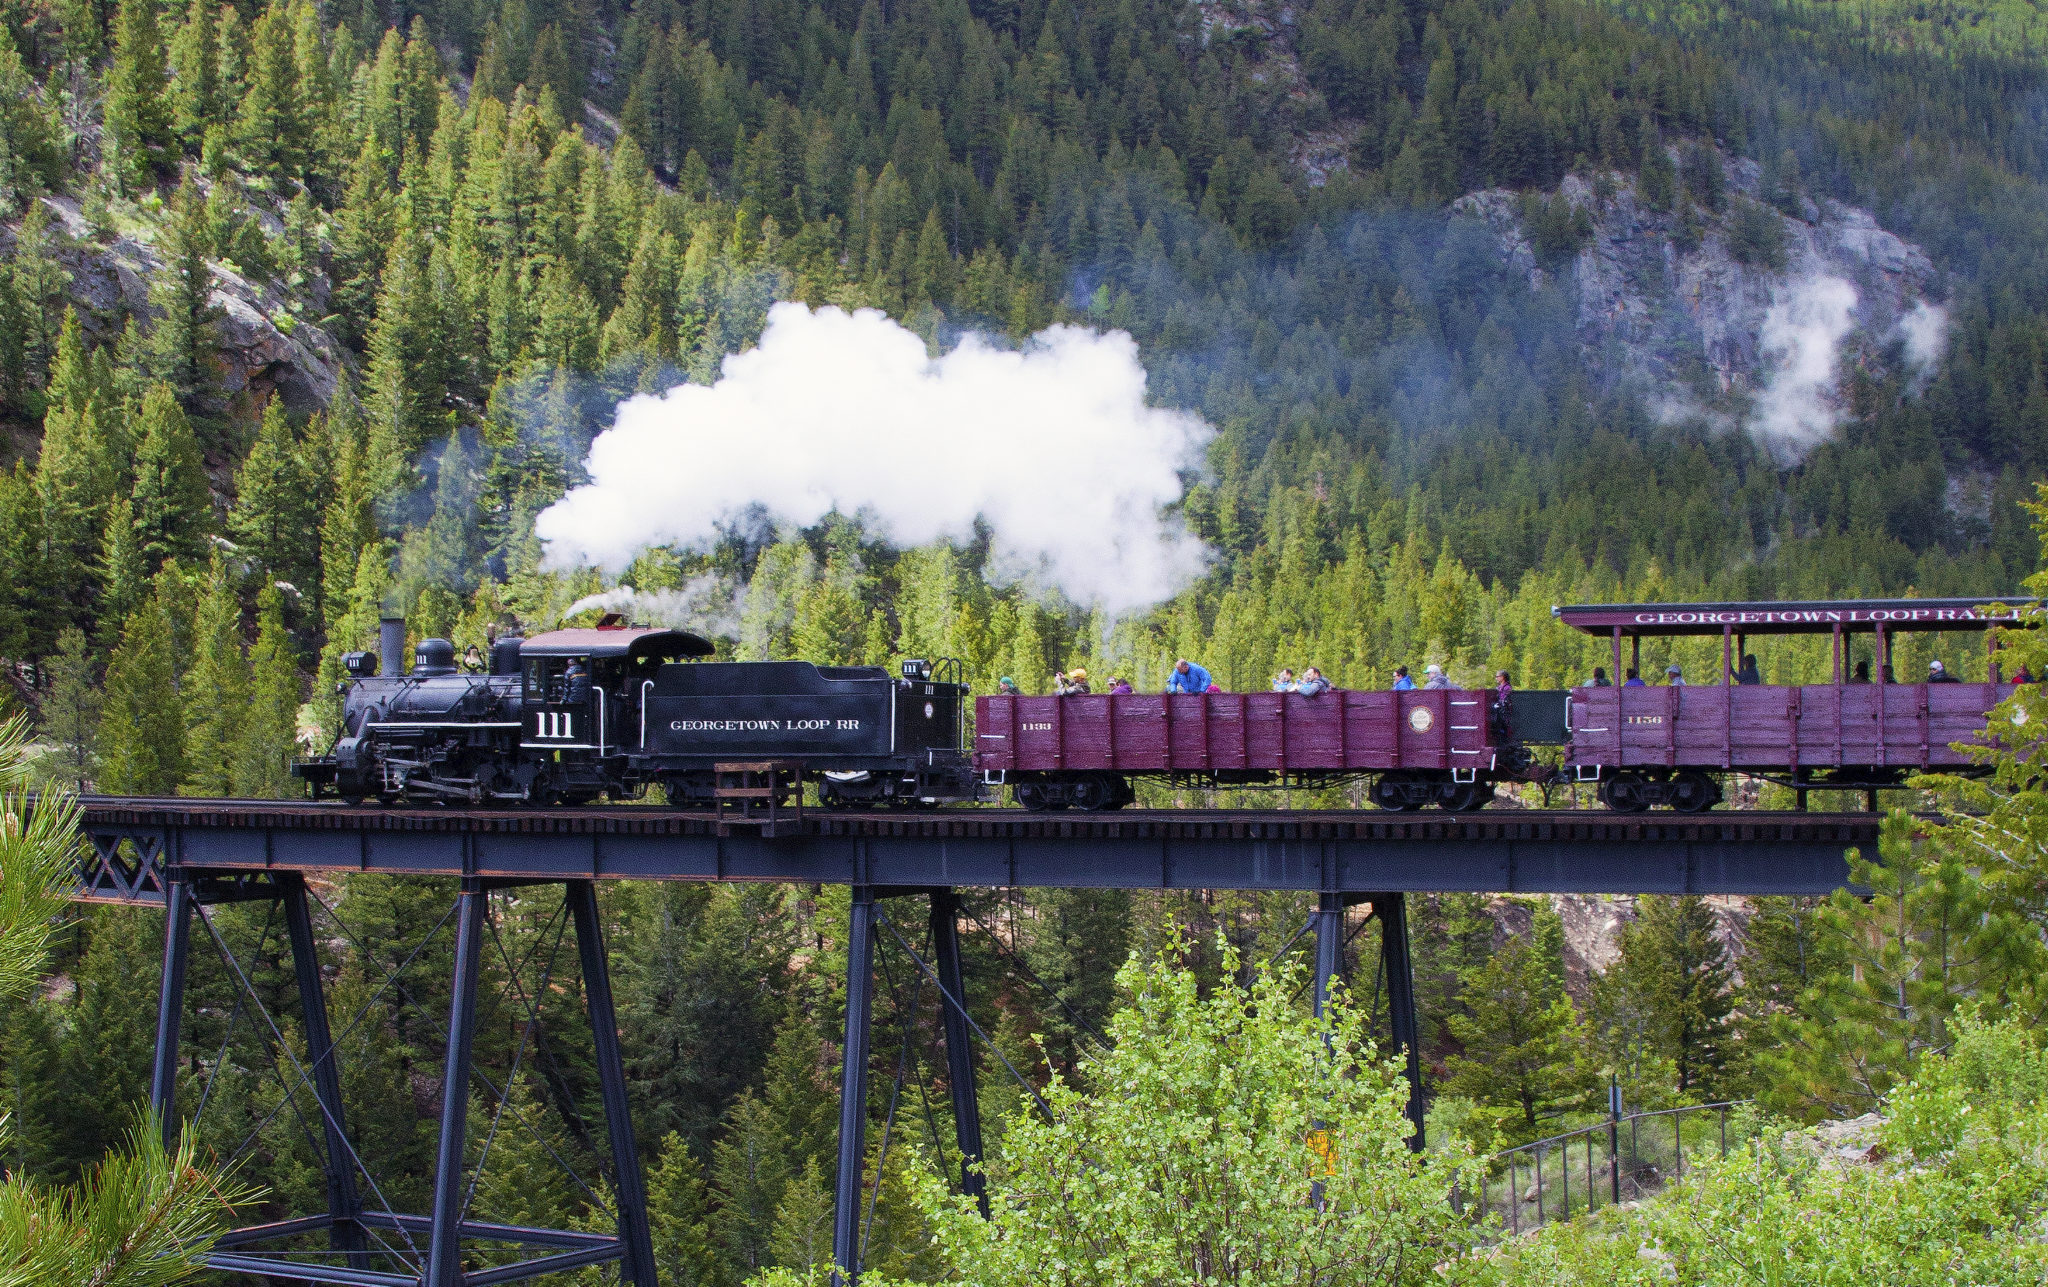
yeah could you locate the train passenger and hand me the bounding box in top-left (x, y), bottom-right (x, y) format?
top-left (1422, 663), bottom-right (1455, 690)
top-left (1734, 654), bottom-right (1762, 685)
top-left (1296, 667), bottom-right (1331, 697)
top-left (1848, 661), bottom-right (1870, 683)
top-left (1881, 664), bottom-right (1896, 683)
top-left (1108, 676), bottom-right (1134, 694)
top-left (1206, 682), bottom-right (1224, 693)
top-left (1491, 670), bottom-right (1514, 736)
top-left (1928, 660), bottom-right (1960, 683)
top-left (1664, 663), bottom-right (1685, 686)
top-left (1623, 668), bottom-right (1645, 687)
top-left (1273, 667), bottom-right (1298, 692)
top-left (1589, 666), bottom-right (1612, 687)
top-left (2013, 663), bottom-right (2035, 683)
top-left (1054, 668), bottom-right (1091, 695)
top-left (1165, 659), bottom-right (1212, 694)
top-left (564, 659), bottom-right (591, 703)
top-left (998, 676), bottom-right (1022, 696)
top-left (1391, 665), bottom-right (1416, 691)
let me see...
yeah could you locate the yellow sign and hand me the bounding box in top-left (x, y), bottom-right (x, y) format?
top-left (1305, 1128), bottom-right (1338, 1178)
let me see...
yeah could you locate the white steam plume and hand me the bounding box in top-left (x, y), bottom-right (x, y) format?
top-left (1750, 274), bottom-right (1858, 460)
top-left (1896, 299), bottom-right (1948, 382)
top-left (566, 578), bottom-right (737, 638)
top-left (535, 303), bottom-right (1215, 615)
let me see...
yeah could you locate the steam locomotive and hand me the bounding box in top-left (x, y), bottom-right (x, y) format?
top-left (294, 618), bottom-right (979, 807)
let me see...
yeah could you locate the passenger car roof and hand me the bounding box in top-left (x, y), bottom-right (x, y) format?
top-left (520, 627), bottom-right (715, 659)
top-left (1553, 598), bottom-right (2033, 637)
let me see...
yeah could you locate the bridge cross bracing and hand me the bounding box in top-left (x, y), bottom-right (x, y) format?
top-left (68, 799), bottom-right (1874, 1286)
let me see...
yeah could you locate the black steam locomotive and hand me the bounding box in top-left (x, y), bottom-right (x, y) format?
top-left (294, 619), bottom-right (978, 807)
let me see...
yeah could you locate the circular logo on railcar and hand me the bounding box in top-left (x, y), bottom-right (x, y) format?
top-left (924, 702), bottom-right (935, 719)
top-left (1408, 707), bottom-right (1434, 732)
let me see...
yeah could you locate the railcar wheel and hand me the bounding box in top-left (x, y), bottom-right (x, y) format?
top-left (1443, 783), bottom-right (1493, 812)
top-left (1371, 774), bottom-right (1417, 812)
top-left (1071, 775), bottom-right (1117, 812)
top-left (1014, 781), bottom-right (1051, 811)
top-left (1670, 770), bottom-right (1721, 813)
top-left (1601, 771), bottom-right (1650, 813)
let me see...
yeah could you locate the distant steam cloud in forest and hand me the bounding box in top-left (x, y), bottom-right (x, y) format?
top-left (536, 303), bottom-right (1215, 614)
top-left (1749, 274), bottom-right (1860, 460)
top-left (1896, 298), bottom-right (1949, 385)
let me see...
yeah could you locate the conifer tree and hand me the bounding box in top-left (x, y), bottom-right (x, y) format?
top-left (182, 555), bottom-right (248, 798)
top-left (98, 589), bottom-right (187, 795)
top-left (235, 584), bottom-right (302, 797)
top-left (168, 0), bottom-right (222, 145)
top-left (1759, 812), bottom-right (2042, 1120)
top-left (130, 383), bottom-right (212, 571)
top-left (645, 1132), bottom-right (723, 1287)
top-left (1622, 895), bottom-right (1736, 1098)
top-left (1441, 903), bottom-right (1591, 1140)
top-left (230, 399), bottom-right (318, 592)
top-left (37, 626), bottom-right (101, 790)
top-left (103, 0), bottom-right (175, 189)
top-left (147, 177), bottom-right (226, 422)
top-left (96, 495), bottom-right (147, 645)
top-left (34, 315), bottom-right (120, 636)
top-left (363, 221), bottom-right (449, 453)
top-left (0, 463), bottom-right (43, 658)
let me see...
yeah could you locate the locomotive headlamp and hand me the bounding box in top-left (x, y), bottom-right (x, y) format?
top-left (901, 659), bottom-right (932, 680)
top-left (343, 651), bottom-right (378, 677)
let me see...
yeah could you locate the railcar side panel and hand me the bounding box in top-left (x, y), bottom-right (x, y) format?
top-left (1570, 682), bottom-right (2010, 772)
top-left (975, 689), bottom-right (1496, 776)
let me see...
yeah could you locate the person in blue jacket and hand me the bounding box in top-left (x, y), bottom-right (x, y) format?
top-left (1391, 665), bottom-right (1415, 691)
top-left (1165, 658), bottom-right (1212, 693)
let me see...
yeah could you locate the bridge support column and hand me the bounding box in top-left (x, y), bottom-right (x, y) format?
top-left (281, 873), bottom-right (363, 1262)
top-left (832, 886), bottom-right (878, 1285)
top-left (1375, 893), bottom-right (1426, 1151)
top-left (426, 878), bottom-right (487, 1287)
top-left (569, 880), bottom-right (657, 1287)
top-left (149, 874), bottom-right (194, 1148)
top-left (929, 889), bottom-right (988, 1216)
top-left (1312, 891), bottom-right (1344, 1018)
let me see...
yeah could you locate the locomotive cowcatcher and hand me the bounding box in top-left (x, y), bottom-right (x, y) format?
top-left (294, 616), bottom-right (979, 807)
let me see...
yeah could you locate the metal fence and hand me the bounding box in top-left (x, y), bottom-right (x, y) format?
top-left (1462, 1100), bottom-right (1751, 1236)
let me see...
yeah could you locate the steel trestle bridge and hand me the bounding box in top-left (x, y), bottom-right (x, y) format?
top-left (65, 798), bottom-right (1876, 1286)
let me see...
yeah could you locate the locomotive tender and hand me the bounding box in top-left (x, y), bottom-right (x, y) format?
top-left (299, 597), bottom-right (2026, 813)
top-left (295, 617), bottom-right (977, 807)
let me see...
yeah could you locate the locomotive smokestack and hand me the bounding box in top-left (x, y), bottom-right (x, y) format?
top-left (379, 617), bottom-right (405, 677)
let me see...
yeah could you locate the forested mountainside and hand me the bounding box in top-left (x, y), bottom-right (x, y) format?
top-left (3, 0), bottom-right (2048, 1272)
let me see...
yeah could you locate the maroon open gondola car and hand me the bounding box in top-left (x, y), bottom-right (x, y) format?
top-left (975, 596), bottom-right (2030, 812)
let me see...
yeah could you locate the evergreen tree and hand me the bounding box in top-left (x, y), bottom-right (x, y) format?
top-left (98, 589), bottom-right (187, 795)
top-left (146, 177), bottom-right (226, 422)
top-left (229, 399), bottom-right (319, 592)
top-left (33, 314), bottom-right (120, 638)
top-left (645, 1132), bottom-right (723, 1287)
top-left (102, 0), bottom-right (175, 189)
top-left (0, 464), bottom-right (44, 659)
top-left (234, 584), bottom-right (301, 798)
top-left (95, 495), bottom-right (147, 646)
top-left (1618, 895), bottom-right (1736, 1098)
top-left (1441, 904), bottom-right (1591, 1141)
top-left (1759, 812), bottom-right (2042, 1120)
top-left (130, 383), bottom-right (212, 572)
top-left (36, 627), bottom-right (101, 791)
top-left (363, 222), bottom-right (449, 453)
top-left (182, 555), bottom-right (248, 798)
top-left (168, 0), bottom-right (222, 145)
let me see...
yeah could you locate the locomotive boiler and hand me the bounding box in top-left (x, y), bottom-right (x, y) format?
top-left (296, 618), bottom-right (979, 807)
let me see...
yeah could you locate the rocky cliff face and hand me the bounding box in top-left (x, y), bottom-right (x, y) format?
top-left (1454, 153), bottom-right (1944, 455)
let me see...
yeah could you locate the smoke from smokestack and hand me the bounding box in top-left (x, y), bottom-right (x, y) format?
top-left (535, 304), bottom-right (1215, 614)
top-left (1749, 274), bottom-right (1859, 461)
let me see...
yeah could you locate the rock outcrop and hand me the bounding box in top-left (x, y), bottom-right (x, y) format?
top-left (1453, 153), bottom-right (1942, 410)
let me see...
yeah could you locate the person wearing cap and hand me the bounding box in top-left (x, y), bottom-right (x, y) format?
top-left (1390, 665), bottom-right (1416, 691)
top-left (1928, 659), bottom-right (1959, 683)
top-left (1107, 676), bottom-right (1133, 694)
top-left (1664, 663), bottom-right (1685, 686)
top-left (998, 676), bottom-right (1022, 696)
top-left (1422, 663), bottom-right (1455, 690)
top-left (1164, 658), bottom-right (1212, 694)
top-left (1054, 668), bottom-right (1091, 695)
